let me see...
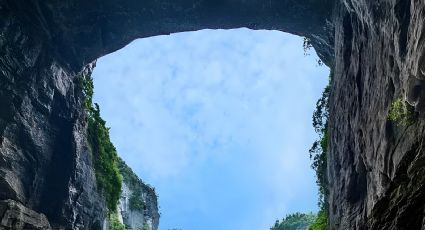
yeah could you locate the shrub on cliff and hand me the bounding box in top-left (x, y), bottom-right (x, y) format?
top-left (308, 68), bottom-right (333, 230)
top-left (309, 209), bottom-right (327, 230)
top-left (310, 69), bottom-right (331, 209)
top-left (81, 74), bottom-right (122, 212)
top-left (117, 158), bottom-right (147, 211)
top-left (109, 212), bottom-right (126, 230)
top-left (388, 97), bottom-right (415, 126)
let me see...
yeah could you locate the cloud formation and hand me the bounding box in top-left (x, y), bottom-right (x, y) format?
top-left (93, 28), bottom-right (329, 230)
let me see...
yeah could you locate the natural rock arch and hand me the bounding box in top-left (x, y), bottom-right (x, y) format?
top-left (1, 0), bottom-right (425, 229)
top-left (7, 0), bottom-right (335, 70)
top-left (1, 1), bottom-right (335, 229)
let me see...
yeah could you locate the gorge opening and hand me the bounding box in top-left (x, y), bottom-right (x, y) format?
top-left (90, 28), bottom-right (329, 230)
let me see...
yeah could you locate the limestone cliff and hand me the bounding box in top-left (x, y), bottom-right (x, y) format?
top-left (328, 1), bottom-right (425, 229)
top-left (1, 0), bottom-right (425, 229)
top-left (117, 158), bottom-right (159, 230)
top-left (0, 11), bottom-right (107, 229)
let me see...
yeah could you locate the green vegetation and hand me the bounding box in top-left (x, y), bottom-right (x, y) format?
top-left (308, 69), bottom-right (334, 230)
top-left (388, 97), bottom-right (415, 126)
top-left (129, 191), bottom-right (144, 211)
top-left (109, 212), bottom-right (126, 230)
top-left (81, 74), bottom-right (122, 212)
top-left (303, 37), bottom-right (313, 56)
top-left (117, 158), bottom-right (147, 211)
top-left (270, 212), bottom-right (316, 230)
top-left (125, 225), bottom-right (150, 230)
top-left (303, 37), bottom-right (323, 66)
top-left (271, 57), bottom-right (332, 230)
top-left (88, 104), bottom-right (123, 211)
top-left (81, 72), bottom-right (94, 110)
top-left (310, 82), bottom-right (329, 209)
top-left (308, 209), bottom-right (327, 230)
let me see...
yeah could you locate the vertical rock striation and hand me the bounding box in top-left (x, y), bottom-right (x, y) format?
top-left (1, 0), bottom-right (425, 229)
top-left (0, 2), bottom-right (107, 228)
top-left (0, 0), bottom-right (334, 228)
top-left (328, 0), bottom-right (425, 229)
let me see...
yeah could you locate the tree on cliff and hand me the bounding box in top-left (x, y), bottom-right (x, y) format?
top-left (82, 73), bottom-right (123, 212)
top-left (271, 212), bottom-right (316, 230)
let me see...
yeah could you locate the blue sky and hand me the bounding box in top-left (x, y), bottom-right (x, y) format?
top-left (92, 28), bottom-right (329, 230)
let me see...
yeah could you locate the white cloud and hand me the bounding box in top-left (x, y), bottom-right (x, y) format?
top-left (93, 28), bottom-right (329, 230)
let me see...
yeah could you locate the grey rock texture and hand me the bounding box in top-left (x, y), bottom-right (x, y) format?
top-left (0, 199), bottom-right (51, 230)
top-left (0, 3), bottom-right (106, 227)
top-left (328, 0), bottom-right (425, 229)
top-left (5, 0), bottom-right (335, 70)
top-left (117, 159), bottom-right (160, 230)
top-left (1, 0), bottom-right (425, 229)
top-left (0, 0), bottom-right (333, 228)
top-left (118, 183), bottom-right (158, 230)
top-left (119, 183), bottom-right (146, 228)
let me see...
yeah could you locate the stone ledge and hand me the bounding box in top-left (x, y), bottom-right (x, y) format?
top-left (0, 199), bottom-right (51, 230)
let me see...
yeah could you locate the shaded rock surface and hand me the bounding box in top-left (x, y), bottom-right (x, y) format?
top-left (0, 3), bottom-right (106, 228)
top-left (328, 0), bottom-right (425, 229)
top-left (0, 0), bottom-right (333, 228)
top-left (1, 0), bottom-right (425, 229)
top-left (0, 199), bottom-right (51, 230)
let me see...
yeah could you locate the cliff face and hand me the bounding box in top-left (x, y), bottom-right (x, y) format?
top-left (0, 1), bottom-right (158, 229)
top-left (0, 7), bottom-right (106, 229)
top-left (0, 0), bottom-right (333, 228)
top-left (328, 0), bottom-right (425, 229)
top-left (1, 0), bottom-right (424, 229)
top-left (117, 159), bottom-right (160, 230)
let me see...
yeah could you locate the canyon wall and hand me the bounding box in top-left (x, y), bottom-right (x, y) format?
top-left (329, 0), bottom-right (425, 229)
top-left (0, 0), bottom-right (424, 229)
top-left (117, 158), bottom-right (159, 230)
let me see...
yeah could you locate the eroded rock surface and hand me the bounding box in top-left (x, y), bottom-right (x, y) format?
top-left (117, 159), bottom-right (160, 230)
top-left (1, 0), bottom-right (425, 229)
top-left (328, 0), bottom-right (425, 229)
top-left (0, 199), bottom-right (51, 230)
top-left (0, 0), bottom-right (333, 228)
top-left (0, 3), bottom-right (106, 227)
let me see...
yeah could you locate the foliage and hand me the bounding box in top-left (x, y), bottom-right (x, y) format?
top-left (88, 104), bottom-right (123, 211)
top-left (109, 212), bottom-right (126, 230)
top-left (309, 69), bottom-right (332, 209)
top-left (270, 212), bottom-right (316, 230)
top-left (117, 158), bottom-right (147, 211)
top-left (127, 224), bottom-right (151, 230)
top-left (309, 126), bottom-right (328, 208)
top-left (82, 74), bottom-right (122, 212)
top-left (307, 69), bottom-right (333, 230)
top-left (82, 73), bottom-right (94, 109)
top-left (308, 208), bottom-right (327, 230)
top-left (303, 37), bottom-right (313, 56)
top-left (303, 37), bottom-right (323, 66)
top-left (129, 191), bottom-right (145, 211)
top-left (388, 97), bottom-right (415, 126)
